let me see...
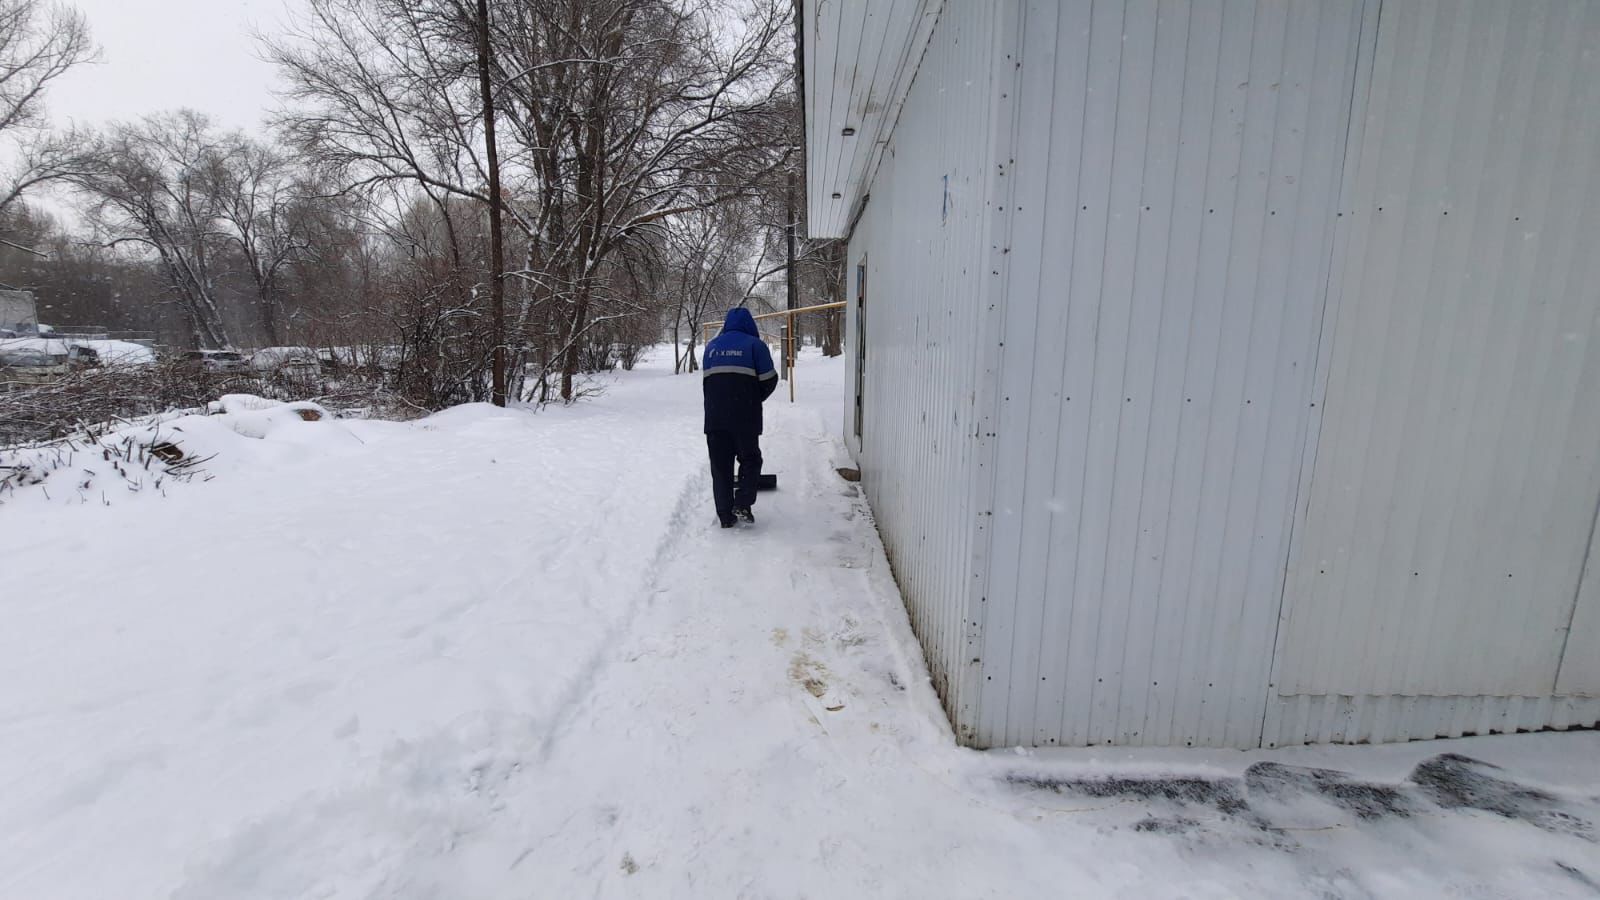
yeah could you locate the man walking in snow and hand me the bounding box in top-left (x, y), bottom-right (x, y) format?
top-left (702, 307), bottom-right (778, 528)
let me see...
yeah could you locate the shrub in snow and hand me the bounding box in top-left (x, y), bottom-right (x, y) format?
top-left (0, 357), bottom-right (404, 447)
top-left (1, 391), bottom-right (348, 506)
top-left (0, 424), bottom-right (213, 506)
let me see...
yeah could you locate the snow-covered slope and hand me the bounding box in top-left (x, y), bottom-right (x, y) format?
top-left (1, 350), bottom-right (1595, 900)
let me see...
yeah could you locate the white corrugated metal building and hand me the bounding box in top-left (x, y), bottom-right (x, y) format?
top-left (804, 0), bottom-right (1600, 749)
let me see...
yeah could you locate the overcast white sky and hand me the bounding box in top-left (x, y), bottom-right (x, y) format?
top-left (48, 0), bottom-right (288, 134)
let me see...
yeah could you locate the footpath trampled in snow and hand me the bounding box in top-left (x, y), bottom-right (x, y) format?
top-left (2, 350), bottom-right (1597, 899)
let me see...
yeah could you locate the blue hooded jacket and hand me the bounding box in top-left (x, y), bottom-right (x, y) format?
top-left (702, 307), bottom-right (777, 433)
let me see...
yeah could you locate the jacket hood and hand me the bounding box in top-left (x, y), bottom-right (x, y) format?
top-left (723, 307), bottom-right (759, 337)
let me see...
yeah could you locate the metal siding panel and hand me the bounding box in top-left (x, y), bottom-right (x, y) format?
top-left (1285, 0), bottom-right (1412, 699)
top-left (800, 0), bottom-right (947, 238)
top-left (1264, 694), bottom-right (1600, 748)
top-left (836, 0), bottom-right (915, 214)
top-left (804, 0), bottom-right (943, 236)
top-left (1549, 0), bottom-right (1600, 699)
top-left (846, 0), bottom-right (1006, 742)
top-left (980, 0), bottom-right (1361, 749)
top-left (1165, 0), bottom-right (1262, 749)
top-left (1427, 0), bottom-right (1548, 695)
top-left (1558, 444), bottom-right (1600, 696)
top-left (1229, 0), bottom-right (1365, 747)
top-left (1110, 0), bottom-right (1193, 748)
top-left (1254, 0), bottom-right (1374, 749)
top-left (1507, 0), bottom-right (1600, 695)
top-left (803, 0), bottom-right (818, 223)
top-left (1278, 0), bottom-right (1600, 712)
top-left (1144, 0), bottom-right (1228, 748)
top-left (1199, 0), bottom-right (1289, 750)
top-left (1086, 0), bottom-right (1160, 747)
top-left (1016, 0), bottom-right (1098, 748)
top-left (978, 0), bottom-right (1067, 748)
top-left (849, 0), bottom-right (1600, 748)
top-left (1056, 0), bottom-right (1132, 749)
top-left (804, 0), bottom-right (843, 228)
top-left (821, 0), bottom-right (886, 225)
top-left (967, 0), bottom-right (1027, 746)
top-left (1389, 0), bottom-right (1514, 701)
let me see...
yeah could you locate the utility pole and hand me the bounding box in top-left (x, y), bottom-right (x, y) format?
top-left (783, 169), bottom-right (798, 388)
top-left (787, 0), bottom-right (807, 362)
top-left (475, 0), bottom-right (507, 406)
top-left (786, 170), bottom-right (798, 316)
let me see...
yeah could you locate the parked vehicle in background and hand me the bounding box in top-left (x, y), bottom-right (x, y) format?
top-left (181, 350), bottom-right (251, 374)
top-left (67, 345), bottom-right (100, 368)
top-left (318, 345), bottom-right (403, 374)
top-left (0, 338), bottom-right (67, 368)
top-left (0, 337), bottom-right (70, 388)
top-left (72, 340), bottom-right (158, 368)
top-left (250, 347), bottom-right (321, 381)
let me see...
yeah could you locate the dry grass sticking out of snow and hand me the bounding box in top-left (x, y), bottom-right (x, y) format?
top-left (0, 394), bottom-right (352, 508)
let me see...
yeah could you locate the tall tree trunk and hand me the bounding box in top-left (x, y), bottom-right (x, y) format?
top-left (155, 246), bottom-right (230, 350)
top-left (559, 279), bottom-right (590, 401)
top-left (251, 261), bottom-right (281, 346)
top-left (258, 294), bottom-right (280, 346)
top-left (476, 0), bottom-right (507, 406)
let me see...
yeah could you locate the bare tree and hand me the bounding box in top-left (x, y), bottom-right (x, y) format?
top-left (68, 111), bottom-right (238, 349)
top-left (267, 0), bottom-right (492, 207)
top-left (269, 0), bottom-right (794, 403)
top-left (203, 140), bottom-right (322, 346)
top-left (491, 0), bottom-right (793, 400)
top-left (0, 0), bottom-right (95, 219)
top-left (660, 201), bottom-right (761, 374)
top-left (268, 0), bottom-right (503, 397)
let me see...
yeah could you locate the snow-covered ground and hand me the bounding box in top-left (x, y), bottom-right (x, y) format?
top-left (2, 350), bottom-right (1596, 899)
